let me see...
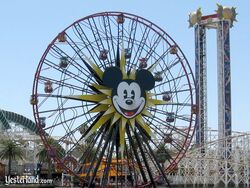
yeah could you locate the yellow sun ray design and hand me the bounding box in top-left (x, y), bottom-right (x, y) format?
top-left (89, 104), bottom-right (109, 113)
top-left (68, 46), bottom-right (168, 157)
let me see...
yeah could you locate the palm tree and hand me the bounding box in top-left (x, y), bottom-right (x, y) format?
top-left (154, 143), bottom-right (171, 167)
top-left (0, 139), bottom-right (24, 175)
top-left (36, 138), bottom-right (65, 178)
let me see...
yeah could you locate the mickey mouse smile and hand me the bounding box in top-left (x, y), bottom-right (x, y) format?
top-left (113, 97), bottom-right (145, 118)
top-left (112, 81), bottom-right (145, 119)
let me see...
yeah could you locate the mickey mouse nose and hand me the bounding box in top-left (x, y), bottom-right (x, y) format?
top-left (126, 99), bottom-right (133, 105)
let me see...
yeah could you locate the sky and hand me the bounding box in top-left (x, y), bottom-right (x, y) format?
top-left (0, 0), bottom-right (249, 133)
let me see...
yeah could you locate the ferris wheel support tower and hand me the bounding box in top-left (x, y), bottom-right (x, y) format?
top-left (189, 5), bottom-right (237, 155)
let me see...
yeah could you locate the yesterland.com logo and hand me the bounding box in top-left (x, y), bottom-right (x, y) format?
top-left (5, 175), bottom-right (53, 185)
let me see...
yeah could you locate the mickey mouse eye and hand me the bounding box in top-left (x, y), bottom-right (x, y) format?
top-left (123, 90), bottom-right (128, 98)
top-left (131, 90), bottom-right (135, 99)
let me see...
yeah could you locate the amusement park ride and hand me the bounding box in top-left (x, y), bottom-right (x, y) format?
top-left (189, 4), bottom-right (236, 153)
top-left (175, 4), bottom-right (250, 187)
top-left (1, 4), bottom-right (248, 188)
top-left (30, 11), bottom-right (196, 187)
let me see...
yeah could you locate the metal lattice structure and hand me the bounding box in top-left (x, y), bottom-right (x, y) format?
top-left (184, 5), bottom-right (239, 187)
top-left (176, 129), bottom-right (250, 187)
top-left (31, 12), bottom-right (197, 187)
top-left (189, 4), bottom-right (236, 160)
top-left (194, 24), bottom-right (207, 148)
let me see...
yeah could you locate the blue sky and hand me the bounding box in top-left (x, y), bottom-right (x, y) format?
top-left (0, 0), bottom-right (249, 132)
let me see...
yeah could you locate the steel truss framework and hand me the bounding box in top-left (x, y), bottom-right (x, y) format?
top-left (195, 15), bottom-right (232, 150)
top-left (195, 24), bottom-right (207, 148)
top-left (175, 129), bottom-right (250, 187)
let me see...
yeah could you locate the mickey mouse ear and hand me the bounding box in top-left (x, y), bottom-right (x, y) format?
top-left (136, 69), bottom-right (155, 90)
top-left (102, 67), bottom-right (123, 88)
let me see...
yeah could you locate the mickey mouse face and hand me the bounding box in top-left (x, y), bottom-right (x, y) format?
top-left (113, 80), bottom-right (145, 119)
top-left (102, 67), bottom-right (155, 119)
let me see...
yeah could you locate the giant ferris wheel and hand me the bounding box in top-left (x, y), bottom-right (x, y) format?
top-left (31, 12), bottom-right (196, 187)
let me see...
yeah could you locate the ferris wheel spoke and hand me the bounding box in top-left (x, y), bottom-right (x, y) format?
top-left (170, 70), bottom-right (191, 96)
top-left (43, 111), bottom-right (97, 133)
top-left (73, 22), bottom-right (106, 69)
top-left (73, 130), bottom-right (104, 166)
top-left (130, 26), bottom-right (150, 68)
top-left (137, 125), bottom-right (170, 186)
top-left (89, 17), bottom-right (106, 50)
top-left (87, 125), bottom-right (114, 187)
top-left (126, 19), bottom-right (138, 71)
top-left (101, 126), bottom-right (118, 186)
top-left (43, 59), bottom-right (88, 85)
top-left (175, 114), bottom-right (193, 122)
top-left (84, 133), bottom-right (106, 179)
top-left (166, 88), bottom-right (192, 97)
top-left (175, 96), bottom-right (192, 113)
top-left (64, 33), bottom-right (103, 84)
top-left (39, 76), bottom-right (86, 92)
top-left (152, 56), bottom-right (181, 80)
top-left (42, 58), bottom-right (85, 85)
top-left (57, 115), bottom-right (101, 146)
top-left (149, 104), bottom-right (191, 122)
top-left (88, 18), bottom-right (110, 69)
top-left (134, 128), bottom-right (157, 187)
top-left (77, 113), bottom-right (114, 145)
top-left (100, 19), bottom-right (114, 65)
top-left (143, 116), bottom-right (168, 135)
top-left (101, 15), bottom-right (116, 59)
top-left (123, 144), bottom-right (134, 185)
top-left (166, 57), bottom-right (183, 71)
top-left (144, 35), bottom-right (162, 61)
top-left (154, 72), bottom-right (191, 89)
top-left (170, 138), bottom-right (186, 152)
top-left (37, 104), bottom-right (85, 116)
top-left (168, 102), bottom-right (191, 107)
top-left (124, 143), bottom-right (138, 186)
top-left (126, 125), bottom-right (148, 183)
top-left (37, 93), bottom-right (108, 104)
top-left (168, 74), bottom-right (186, 95)
top-left (126, 18), bottom-right (138, 47)
top-left (154, 58), bottom-right (182, 83)
top-left (147, 114), bottom-right (189, 138)
top-left (148, 124), bottom-right (168, 139)
top-left (60, 121), bottom-right (79, 144)
top-left (150, 47), bottom-right (171, 66)
top-left (50, 44), bottom-right (99, 83)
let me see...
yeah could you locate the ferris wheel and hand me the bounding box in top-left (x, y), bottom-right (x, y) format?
top-left (31, 12), bottom-right (196, 187)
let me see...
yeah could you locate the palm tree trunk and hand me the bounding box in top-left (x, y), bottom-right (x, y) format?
top-left (48, 159), bottom-right (52, 179)
top-left (8, 153), bottom-right (11, 176)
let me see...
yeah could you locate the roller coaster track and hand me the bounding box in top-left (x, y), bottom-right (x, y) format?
top-left (175, 129), bottom-right (250, 187)
top-left (0, 109), bottom-right (38, 134)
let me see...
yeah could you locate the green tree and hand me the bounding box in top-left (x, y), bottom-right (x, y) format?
top-left (36, 138), bottom-right (65, 178)
top-left (154, 143), bottom-right (171, 166)
top-left (0, 139), bottom-right (24, 175)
